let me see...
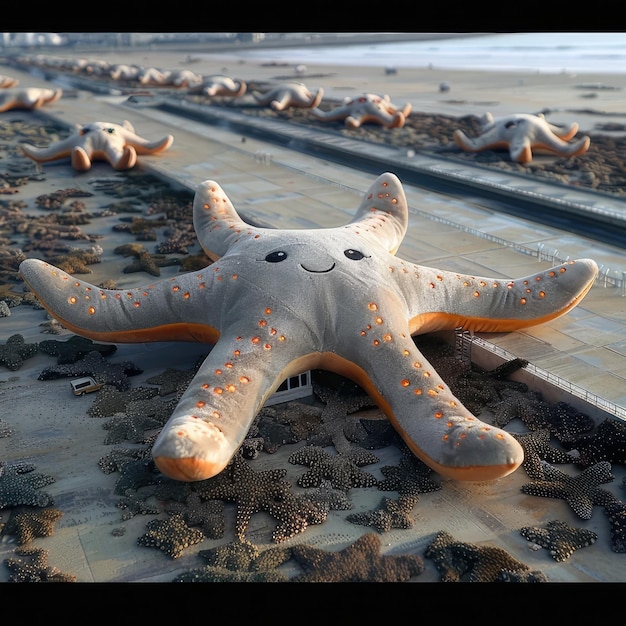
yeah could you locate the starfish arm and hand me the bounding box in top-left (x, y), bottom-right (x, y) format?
top-left (310, 104), bottom-right (350, 121)
top-left (393, 258), bottom-right (598, 334)
top-left (269, 92), bottom-right (291, 111)
top-left (192, 179), bottom-right (262, 260)
top-left (19, 135), bottom-right (80, 163)
top-left (546, 121), bottom-right (579, 140)
top-left (18, 258), bottom-right (223, 344)
top-left (152, 315), bottom-right (321, 481)
top-left (70, 146), bottom-right (93, 171)
top-left (233, 80), bottom-right (247, 97)
top-left (331, 311), bottom-right (523, 481)
top-left (121, 129), bottom-right (174, 155)
top-left (344, 172), bottom-right (408, 254)
top-left (308, 88), bottom-right (324, 108)
top-left (104, 144), bottom-right (137, 170)
top-left (253, 88), bottom-right (278, 105)
top-left (509, 135), bottom-right (534, 163)
top-left (528, 131), bottom-right (590, 158)
top-left (453, 127), bottom-right (499, 152)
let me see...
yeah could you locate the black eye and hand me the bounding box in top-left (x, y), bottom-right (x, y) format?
top-left (265, 250), bottom-right (288, 263)
top-left (106, 127), bottom-right (115, 134)
top-left (344, 249), bottom-right (365, 260)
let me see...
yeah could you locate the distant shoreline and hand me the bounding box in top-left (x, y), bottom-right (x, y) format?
top-left (9, 32), bottom-right (491, 57)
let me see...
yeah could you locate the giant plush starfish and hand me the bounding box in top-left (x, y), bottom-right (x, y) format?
top-left (253, 81), bottom-right (324, 111)
top-left (19, 120), bottom-right (174, 171)
top-left (18, 173), bottom-right (598, 483)
top-left (0, 87), bottom-right (62, 113)
top-left (453, 112), bottom-right (591, 164)
top-left (311, 93), bottom-right (412, 129)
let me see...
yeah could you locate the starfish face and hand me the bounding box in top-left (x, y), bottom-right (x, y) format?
top-left (0, 87), bottom-right (62, 113)
top-left (453, 112), bottom-right (591, 164)
top-left (19, 120), bottom-right (174, 171)
top-left (312, 92), bottom-right (412, 128)
top-left (18, 173), bottom-right (598, 483)
top-left (253, 81), bottom-right (324, 111)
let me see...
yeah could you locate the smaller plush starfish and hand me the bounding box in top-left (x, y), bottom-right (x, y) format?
top-left (311, 93), bottom-right (412, 128)
top-left (190, 74), bottom-right (247, 97)
top-left (511, 428), bottom-right (576, 479)
top-left (453, 112), bottom-right (591, 164)
top-left (519, 519), bottom-right (598, 562)
top-left (520, 460), bottom-right (616, 519)
top-left (0, 87), bottom-right (61, 112)
top-left (158, 69), bottom-right (203, 88)
top-left (290, 532), bottom-right (425, 582)
top-left (253, 81), bottom-right (324, 111)
top-left (20, 120), bottom-right (174, 171)
top-left (108, 63), bottom-right (141, 81)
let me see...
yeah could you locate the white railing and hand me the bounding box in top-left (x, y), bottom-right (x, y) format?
top-left (462, 332), bottom-right (626, 423)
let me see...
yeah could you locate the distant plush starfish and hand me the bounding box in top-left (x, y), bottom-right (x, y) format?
top-left (20, 120), bottom-right (173, 171)
top-left (19, 172), bottom-right (598, 484)
top-left (312, 93), bottom-right (411, 128)
top-left (253, 81), bottom-right (323, 111)
top-left (519, 519), bottom-right (598, 562)
top-left (520, 460), bottom-right (617, 519)
top-left (0, 87), bottom-right (61, 112)
top-left (453, 112), bottom-right (590, 164)
top-left (290, 532), bottom-right (425, 582)
top-left (190, 74), bottom-right (247, 97)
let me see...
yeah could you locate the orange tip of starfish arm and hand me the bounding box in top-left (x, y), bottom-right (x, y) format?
top-left (154, 455), bottom-right (224, 482)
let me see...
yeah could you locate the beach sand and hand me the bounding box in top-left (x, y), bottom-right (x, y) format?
top-left (1, 47), bottom-right (626, 583)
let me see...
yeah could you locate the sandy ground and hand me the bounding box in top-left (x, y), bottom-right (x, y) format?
top-left (1, 45), bottom-right (626, 583)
